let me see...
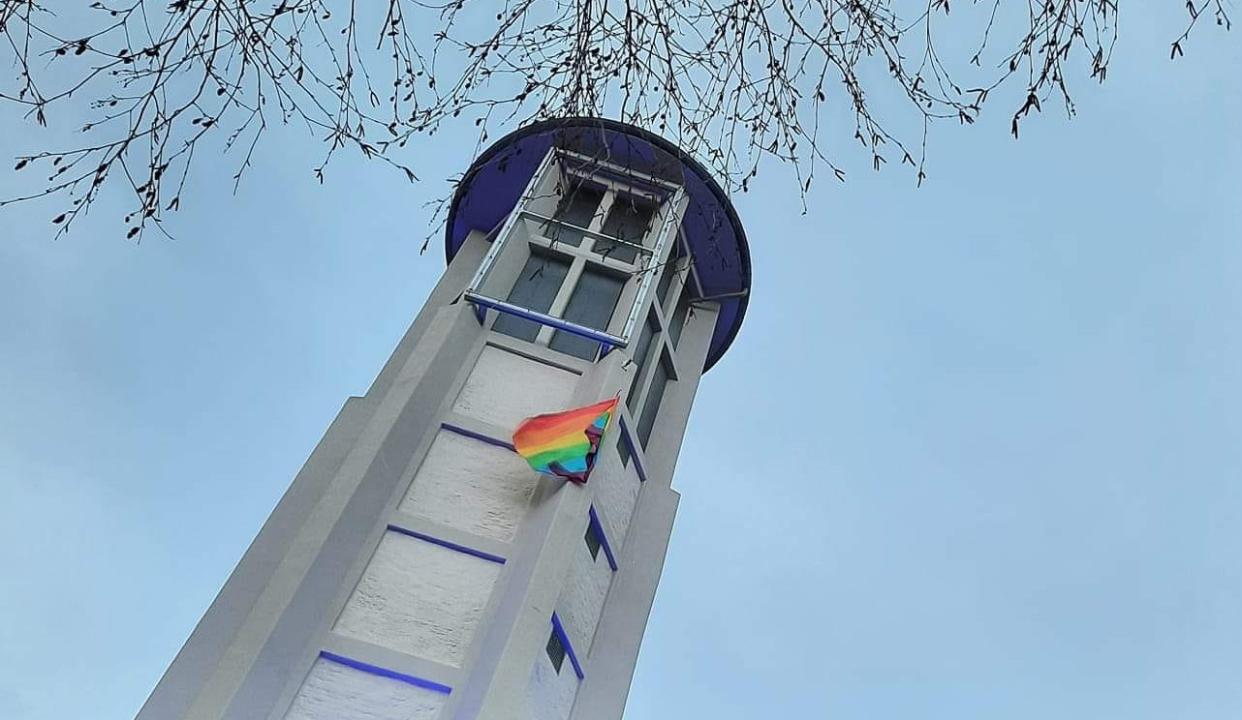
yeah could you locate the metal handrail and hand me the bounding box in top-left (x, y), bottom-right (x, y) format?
top-left (464, 291), bottom-right (628, 357)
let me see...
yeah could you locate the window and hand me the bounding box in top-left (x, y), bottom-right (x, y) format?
top-left (655, 261), bottom-right (677, 311)
top-left (636, 355), bottom-right (671, 448)
top-left (668, 294), bottom-right (692, 348)
top-left (493, 254), bottom-right (570, 342)
top-left (472, 149), bottom-right (687, 365)
top-left (546, 627), bottom-right (566, 673)
top-left (548, 267), bottom-right (625, 360)
top-left (626, 313), bottom-right (659, 410)
top-left (616, 430), bottom-right (631, 468)
top-left (596, 194), bottom-right (656, 263)
top-left (584, 521), bottom-right (602, 560)
top-left (547, 180), bottom-right (605, 247)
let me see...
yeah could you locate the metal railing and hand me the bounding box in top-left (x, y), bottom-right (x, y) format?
top-left (464, 291), bottom-right (627, 358)
top-left (462, 145), bottom-right (685, 362)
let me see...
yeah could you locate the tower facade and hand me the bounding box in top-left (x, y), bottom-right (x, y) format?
top-left (139, 118), bottom-right (751, 720)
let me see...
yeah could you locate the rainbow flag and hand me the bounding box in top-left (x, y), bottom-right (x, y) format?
top-left (512, 397), bottom-right (618, 483)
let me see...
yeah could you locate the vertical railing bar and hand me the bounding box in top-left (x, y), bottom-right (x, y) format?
top-left (620, 187), bottom-right (686, 343)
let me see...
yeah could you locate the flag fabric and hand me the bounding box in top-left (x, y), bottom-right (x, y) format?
top-left (512, 397), bottom-right (618, 483)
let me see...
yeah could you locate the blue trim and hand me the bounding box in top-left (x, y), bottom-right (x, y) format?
top-left (550, 613), bottom-right (585, 680)
top-left (441, 422), bottom-right (515, 451)
top-left (588, 506), bottom-right (618, 572)
top-left (465, 291), bottom-right (626, 357)
top-left (319, 652), bottom-right (452, 694)
top-left (385, 525), bottom-right (506, 565)
top-left (618, 417), bottom-right (647, 482)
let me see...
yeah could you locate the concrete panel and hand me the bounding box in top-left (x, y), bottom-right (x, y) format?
top-left (400, 430), bottom-right (539, 542)
top-left (137, 396), bottom-right (378, 720)
top-left (593, 461), bottom-right (641, 552)
top-left (524, 652), bottom-right (578, 720)
top-left (284, 656), bottom-right (446, 720)
top-left (567, 486), bottom-right (680, 720)
top-left (218, 307), bottom-right (484, 720)
top-left (557, 538), bottom-right (612, 656)
top-left (453, 346), bottom-right (577, 430)
top-left (334, 531), bottom-right (501, 667)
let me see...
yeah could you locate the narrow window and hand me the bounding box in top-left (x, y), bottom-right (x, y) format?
top-left (637, 355), bottom-right (671, 448)
top-left (546, 627), bottom-right (566, 673)
top-left (655, 261), bottom-right (677, 311)
top-left (549, 266), bottom-right (625, 360)
top-left (626, 313), bottom-right (659, 410)
top-left (596, 194), bottom-right (656, 263)
top-left (668, 294), bottom-right (692, 348)
top-left (494, 254), bottom-right (570, 342)
top-left (548, 180), bottom-right (605, 247)
top-left (584, 521), bottom-right (602, 560)
top-left (616, 430), bottom-right (631, 468)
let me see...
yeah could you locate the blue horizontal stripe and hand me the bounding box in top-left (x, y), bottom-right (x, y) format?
top-left (319, 652), bottom-right (452, 694)
top-left (386, 525), bottom-right (506, 565)
top-left (441, 422), bottom-right (515, 452)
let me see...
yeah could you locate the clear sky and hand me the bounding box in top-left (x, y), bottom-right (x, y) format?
top-left (1, 9), bottom-right (1239, 720)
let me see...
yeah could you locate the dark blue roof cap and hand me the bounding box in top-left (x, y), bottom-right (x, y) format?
top-left (445, 117), bottom-right (750, 371)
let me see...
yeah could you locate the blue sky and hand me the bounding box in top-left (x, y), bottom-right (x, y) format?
top-left (1, 9), bottom-right (1239, 720)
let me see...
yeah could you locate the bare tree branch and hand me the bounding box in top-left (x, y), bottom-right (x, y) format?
top-left (0, 0), bottom-right (1229, 241)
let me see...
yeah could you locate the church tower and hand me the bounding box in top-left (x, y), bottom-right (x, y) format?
top-left (138, 118), bottom-right (751, 720)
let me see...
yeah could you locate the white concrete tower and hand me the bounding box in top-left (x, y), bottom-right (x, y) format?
top-left (138, 118), bottom-right (751, 720)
